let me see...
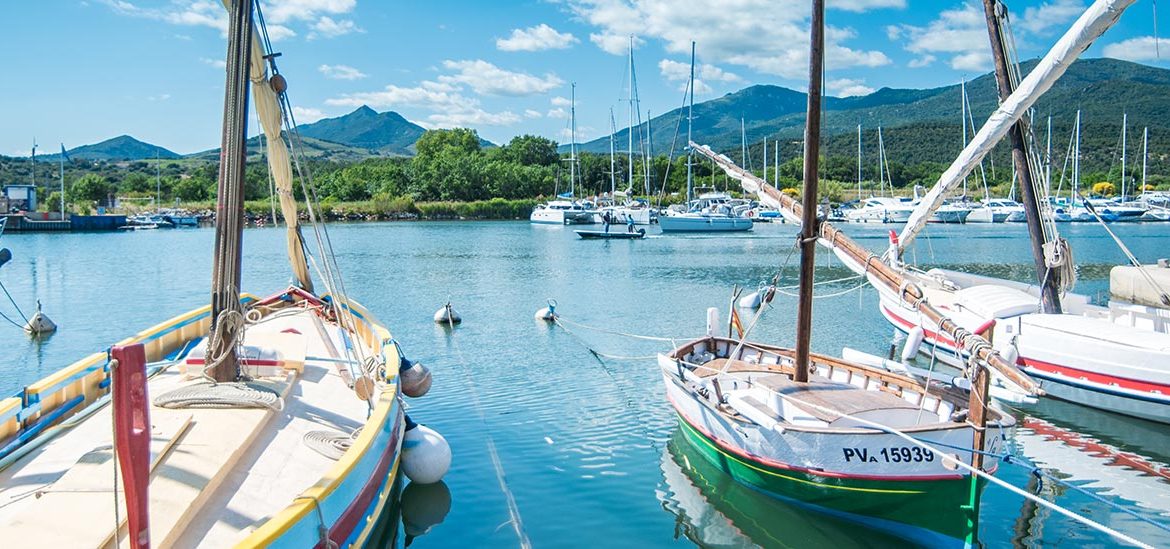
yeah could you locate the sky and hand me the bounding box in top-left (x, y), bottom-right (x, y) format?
top-left (1, 0), bottom-right (1168, 155)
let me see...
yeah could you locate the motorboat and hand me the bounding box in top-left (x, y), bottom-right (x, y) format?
top-left (967, 199), bottom-right (1023, 223)
top-left (845, 197), bottom-right (915, 223)
top-left (529, 200), bottom-right (597, 225)
top-left (659, 192), bottom-right (753, 233)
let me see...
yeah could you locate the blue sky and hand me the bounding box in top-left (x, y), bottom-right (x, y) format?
top-left (2, 0), bottom-right (1167, 155)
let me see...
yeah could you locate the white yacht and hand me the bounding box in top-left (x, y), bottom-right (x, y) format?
top-left (659, 192), bottom-right (753, 232)
top-left (845, 197), bottom-right (915, 223)
top-left (529, 200), bottom-right (597, 225)
top-left (966, 199), bottom-right (1023, 223)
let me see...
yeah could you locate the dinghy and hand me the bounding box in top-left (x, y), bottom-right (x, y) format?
top-left (660, 8), bottom-right (1039, 543)
top-left (575, 229), bottom-right (645, 240)
top-left (0, 2), bottom-right (437, 546)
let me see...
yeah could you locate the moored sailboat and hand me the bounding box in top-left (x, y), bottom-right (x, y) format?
top-left (658, 7), bottom-right (1035, 544)
top-left (0, 2), bottom-right (441, 546)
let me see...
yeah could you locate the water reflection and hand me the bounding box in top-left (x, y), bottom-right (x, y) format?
top-left (656, 428), bottom-right (923, 549)
top-left (402, 481), bottom-right (452, 546)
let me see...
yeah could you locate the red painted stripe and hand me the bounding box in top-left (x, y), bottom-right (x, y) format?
top-left (315, 413), bottom-right (402, 549)
top-left (1023, 417), bottom-right (1170, 481)
top-left (667, 392), bottom-right (966, 482)
top-left (1020, 356), bottom-right (1170, 396)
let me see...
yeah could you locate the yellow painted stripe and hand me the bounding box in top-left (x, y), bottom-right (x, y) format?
top-left (680, 420), bottom-right (924, 495)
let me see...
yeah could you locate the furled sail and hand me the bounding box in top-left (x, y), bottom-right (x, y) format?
top-left (690, 141), bottom-right (1040, 395)
top-left (219, 0), bottom-right (313, 292)
top-left (897, 0), bottom-right (1136, 254)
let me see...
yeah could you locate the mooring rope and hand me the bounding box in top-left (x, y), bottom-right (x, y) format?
top-left (676, 358), bottom-right (1155, 548)
top-left (303, 428), bottom-right (361, 461)
top-left (152, 381), bottom-right (283, 410)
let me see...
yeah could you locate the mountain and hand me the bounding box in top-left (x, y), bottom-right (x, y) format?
top-left (186, 134), bottom-right (383, 163)
top-left (41, 135), bottom-right (181, 161)
top-left (570, 58), bottom-right (1170, 175)
top-left (296, 106), bottom-right (426, 155)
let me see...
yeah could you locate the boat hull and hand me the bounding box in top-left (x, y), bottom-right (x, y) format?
top-left (575, 229), bottom-right (645, 239)
top-left (658, 215), bottom-right (752, 232)
top-left (666, 378), bottom-right (987, 546)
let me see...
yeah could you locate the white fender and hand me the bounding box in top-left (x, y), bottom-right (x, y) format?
top-left (901, 326), bottom-right (925, 362)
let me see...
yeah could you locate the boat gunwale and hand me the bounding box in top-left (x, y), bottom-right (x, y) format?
top-left (662, 336), bottom-right (1011, 435)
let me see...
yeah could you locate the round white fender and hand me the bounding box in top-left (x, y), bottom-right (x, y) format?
top-left (901, 326), bottom-right (924, 362)
top-left (402, 423), bottom-right (451, 484)
top-left (738, 290), bottom-right (762, 310)
top-left (400, 360), bottom-right (432, 398)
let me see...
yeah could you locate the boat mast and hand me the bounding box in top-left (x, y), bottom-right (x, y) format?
top-left (741, 117), bottom-right (747, 171)
top-left (59, 143), bottom-right (66, 220)
top-left (686, 42), bottom-right (695, 204)
top-left (763, 135), bottom-right (768, 181)
top-left (570, 82), bottom-right (577, 197)
top-left (774, 139), bottom-right (779, 186)
top-left (644, 109), bottom-right (652, 196)
top-left (1047, 116), bottom-right (1053, 197)
top-left (156, 148), bottom-right (162, 213)
top-left (628, 36), bottom-right (635, 195)
top-left (981, 0), bottom-right (1062, 314)
top-left (1143, 126), bottom-right (1149, 190)
top-left (877, 126), bottom-right (887, 197)
top-left (208, 0), bottom-right (255, 382)
top-left (30, 140), bottom-right (36, 189)
top-left (794, 0), bottom-right (825, 381)
top-left (1121, 112), bottom-right (1127, 201)
top-left (1074, 110), bottom-right (1081, 200)
top-left (609, 108), bottom-right (617, 198)
top-left (961, 79), bottom-right (968, 197)
top-left (856, 124), bottom-right (862, 200)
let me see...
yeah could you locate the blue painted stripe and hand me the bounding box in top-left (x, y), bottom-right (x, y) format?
top-left (28, 363), bottom-right (105, 404)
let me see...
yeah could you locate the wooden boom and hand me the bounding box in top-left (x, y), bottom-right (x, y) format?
top-left (690, 141), bottom-right (1041, 395)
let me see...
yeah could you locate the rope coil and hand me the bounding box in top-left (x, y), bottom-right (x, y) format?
top-left (153, 381), bottom-right (283, 410)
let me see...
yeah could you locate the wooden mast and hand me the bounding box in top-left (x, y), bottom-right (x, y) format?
top-left (794, 0), bottom-right (825, 382)
top-left (208, 0), bottom-right (254, 382)
top-left (981, 0), bottom-right (1062, 314)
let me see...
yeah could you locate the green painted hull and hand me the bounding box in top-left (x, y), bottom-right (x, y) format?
top-left (677, 415), bottom-right (984, 546)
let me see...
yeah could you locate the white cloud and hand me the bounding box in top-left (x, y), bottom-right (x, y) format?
top-left (827, 78), bottom-right (874, 97)
top-left (99, 0), bottom-right (355, 41)
top-left (497, 24), bottom-right (578, 51)
top-left (1102, 36), bottom-right (1170, 62)
top-left (426, 109), bottom-right (521, 128)
top-left (318, 64), bottom-right (368, 80)
top-left (200, 57), bottom-right (227, 69)
top-left (147, 93), bottom-right (172, 101)
top-left (567, 1), bottom-right (890, 78)
top-left (309, 16), bottom-right (361, 39)
top-left (438, 59), bottom-right (563, 96)
top-left (831, 0), bottom-right (905, 12)
top-left (559, 126), bottom-right (594, 141)
top-left (547, 108), bottom-right (568, 119)
top-left (1020, 0), bottom-right (1085, 35)
top-left (326, 76), bottom-right (524, 129)
top-left (550, 96), bottom-right (572, 107)
top-left (524, 109), bottom-right (543, 118)
top-left (658, 58), bottom-right (741, 94)
top-left (292, 106), bottom-right (326, 123)
top-left (890, 3), bottom-right (989, 71)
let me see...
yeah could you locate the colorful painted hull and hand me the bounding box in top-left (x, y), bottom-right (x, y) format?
top-left (674, 409), bottom-right (984, 547)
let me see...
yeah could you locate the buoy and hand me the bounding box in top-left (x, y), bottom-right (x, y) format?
top-left (401, 480), bottom-right (451, 544)
top-left (400, 359), bottom-right (432, 398)
top-left (738, 290), bottom-right (762, 310)
top-left (24, 301), bottom-right (56, 336)
top-left (535, 299), bottom-right (558, 322)
top-left (434, 302), bottom-right (461, 325)
top-left (997, 341), bottom-right (1019, 367)
top-left (402, 418), bottom-right (451, 485)
top-left (901, 326), bottom-right (925, 363)
top-left (706, 307), bottom-right (720, 337)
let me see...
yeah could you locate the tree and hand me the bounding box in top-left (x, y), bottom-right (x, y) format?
top-left (1092, 181), bottom-right (1115, 197)
top-left (502, 135), bottom-right (559, 166)
top-left (173, 176), bottom-right (209, 201)
top-left (71, 174), bottom-right (111, 203)
top-left (415, 128), bottom-right (481, 158)
top-left (121, 172), bottom-right (152, 193)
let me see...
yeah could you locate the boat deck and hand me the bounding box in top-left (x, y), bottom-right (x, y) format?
top-left (0, 308), bottom-right (375, 547)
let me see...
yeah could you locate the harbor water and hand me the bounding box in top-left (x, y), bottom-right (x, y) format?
top-left (1, 221), bottom-right (1167, 547)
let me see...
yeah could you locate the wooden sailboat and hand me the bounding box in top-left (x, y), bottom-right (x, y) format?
top-left (658, 2), bottom-right (1037, 545)
top-left (876, 0), bottom-right (1170, 424)
top-left (0, 2), bottom-right (427, 546)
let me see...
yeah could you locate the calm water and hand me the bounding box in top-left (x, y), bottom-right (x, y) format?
top-left (1, 221), bottom-right (1168, 547)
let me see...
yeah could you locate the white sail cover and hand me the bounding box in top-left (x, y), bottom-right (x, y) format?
top-left (898, 0), bottom-right (1136, 253)
top-left (218, 0), bottom-right (313, 291)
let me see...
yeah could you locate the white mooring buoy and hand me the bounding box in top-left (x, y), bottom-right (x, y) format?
top-left (535, 299), bottom-right (558, 322)
top-left (24, 301), bottom-right (56, 336)
top-left (434, 302), bottom-right (461, 325)
top-left (738, 290), bottom-right (762, 310)
top-left (402, 420), bottom-right (451, 485)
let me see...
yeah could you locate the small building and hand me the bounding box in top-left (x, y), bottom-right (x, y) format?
top-left (3, 185), bottom-right (37, 212)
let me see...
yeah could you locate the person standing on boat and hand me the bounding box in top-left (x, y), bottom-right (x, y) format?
top-left (626, 214), bottom-right (635, 233)
top-left (602, 211), bottom-right (612, 233)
